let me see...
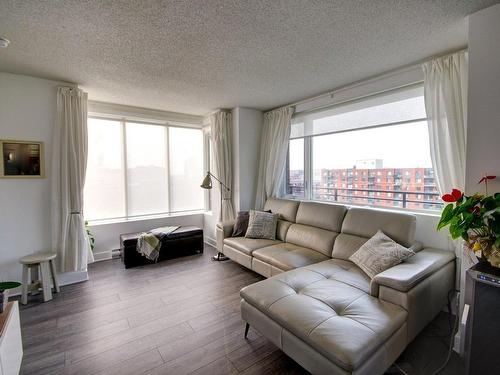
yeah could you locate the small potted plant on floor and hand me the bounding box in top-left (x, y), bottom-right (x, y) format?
top-left (0, 281), bottom-right (21, 313)
top-left (85, 220), bottom-right (95, 252)
top-left (437, 174), bottom-right (500, 267)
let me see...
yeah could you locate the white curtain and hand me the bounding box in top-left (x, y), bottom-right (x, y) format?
top-left (255, 106), bottom-right (294, 209)
top-left (422, 51), bottom-right (468, 194)
top-left (210, 110), bottom-right (235, 221)
top-left (52, 87), bottom-right (94, 273)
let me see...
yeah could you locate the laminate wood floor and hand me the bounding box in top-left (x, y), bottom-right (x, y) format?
top-left (17, 245), bottom-right (464, 375)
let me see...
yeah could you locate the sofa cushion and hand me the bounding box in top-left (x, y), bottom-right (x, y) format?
top-left (286, 223), bottom-right (338, 257)
top-left (276, 219), bottom-right (292, 241)
top-left (333, 207), bottom-right (416, 260)
top-left (253, 243), bottom-right (329, 271)
top-left (240, 265), bottom-right (407, 371)
top-left (341, 207), bottom-right (416, 247)
top-left (295, 201), bottom-right (347, 232)
top-left (331, 233), bottom-right (368, 261)
top-left (264, 198), bottom-right (300, 222)
top-left (223, 237), bottom-right (281, 256)
top-left (303, 258), bottom-right (372, 294)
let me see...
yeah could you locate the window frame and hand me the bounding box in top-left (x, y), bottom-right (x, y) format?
top-left (285, 83), bottom-right (442, 214)
top-left (85, 115), bottom-right (208, 223)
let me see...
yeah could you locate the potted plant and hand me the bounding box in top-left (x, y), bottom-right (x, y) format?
top-left (437, 175), bottom-right (500, 267)
top-left (0, 281), bottom-right (21, 313)
top-left (85, 220), bottom-right (95, 252)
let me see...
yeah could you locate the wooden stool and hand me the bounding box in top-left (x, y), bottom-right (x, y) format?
top-left (19, 253), bottom-right (60, 304)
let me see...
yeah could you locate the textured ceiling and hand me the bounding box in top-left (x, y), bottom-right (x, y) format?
top-left (0, 0), bottom-right (498, 115)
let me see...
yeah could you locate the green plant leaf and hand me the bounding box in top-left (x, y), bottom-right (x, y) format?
top-left (484, 207), bottom-right (500, 218)
top-left (0, 281), bottom-right (21, 290)
top-left (437, 204), bottom-right (454, 230)
top-left (495, 237), bottom-right (500, 248)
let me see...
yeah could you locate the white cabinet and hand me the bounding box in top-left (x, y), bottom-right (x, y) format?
top-left (0, 302), bottom-right (23, 375)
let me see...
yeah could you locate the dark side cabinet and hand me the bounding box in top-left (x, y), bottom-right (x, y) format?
top-left (464, 262), bottom-right (500, 375)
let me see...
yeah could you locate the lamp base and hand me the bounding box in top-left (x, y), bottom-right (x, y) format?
top-left (212, 252), bottom-right (229, 261)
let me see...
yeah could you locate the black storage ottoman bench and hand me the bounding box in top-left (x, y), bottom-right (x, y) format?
top-left (120, 226), bottom-right (204, 269)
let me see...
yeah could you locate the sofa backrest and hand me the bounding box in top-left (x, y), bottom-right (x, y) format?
top-left (263, 198), bottom-right (300, 241)
top-left (285, 201), bottom-right (347, 257)
top-left (332, 207), bottom-right (417, 260)
top-left (262, 198), bottom-right (417, 260)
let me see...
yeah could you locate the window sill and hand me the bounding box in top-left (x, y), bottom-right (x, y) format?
top-left (86, 210), bottom-right (207, 227)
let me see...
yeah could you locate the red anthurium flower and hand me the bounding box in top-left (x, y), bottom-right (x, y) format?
top-left (467, 206), bottom-right (480, 215)
top-left (479, 175), bottom-right (496, 184)
top-left (442, 188), bottom-right (463, 202)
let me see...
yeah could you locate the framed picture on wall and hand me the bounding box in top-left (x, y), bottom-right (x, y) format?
top-left (0, 140), bottom-right (45, 178)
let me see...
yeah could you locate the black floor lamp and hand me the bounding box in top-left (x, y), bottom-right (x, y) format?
top-left (201, 171), bottom-right (230, 261)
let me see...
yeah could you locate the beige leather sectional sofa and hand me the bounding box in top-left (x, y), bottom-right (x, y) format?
top-left (216, 198), bottom-right (455, 375)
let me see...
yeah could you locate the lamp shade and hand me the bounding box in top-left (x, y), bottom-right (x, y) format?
top-left (200, 173), bottom-right (213, 189)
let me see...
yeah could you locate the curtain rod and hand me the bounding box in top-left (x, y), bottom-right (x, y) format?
top-left (267, 47), bottom-right (467, 112)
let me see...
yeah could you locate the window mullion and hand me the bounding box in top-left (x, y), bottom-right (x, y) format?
top-left (165, 126), bottom-right (171, 214)
top-left (121, 120), bottom-right (129, 219)
top-left (304, 136), bottom-right (312, 200)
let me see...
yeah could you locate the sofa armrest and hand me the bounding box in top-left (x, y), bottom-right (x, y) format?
top-left (370, 248), bottom-right (456, 296)
top-left (215, 220), bottom-right (235, 253)
top-left (216, 220), bottom-right (235, 237)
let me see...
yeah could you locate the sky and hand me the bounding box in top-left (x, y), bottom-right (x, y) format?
top-left (289, 90), bottom-right (432, 171)
top-left (290, 121), bottom-right (432, 170)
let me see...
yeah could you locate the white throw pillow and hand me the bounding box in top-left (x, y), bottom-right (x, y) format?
top-left (349, 230), bottom-right (415, 279)
top-left (245, 210), bottom-right (279, 240)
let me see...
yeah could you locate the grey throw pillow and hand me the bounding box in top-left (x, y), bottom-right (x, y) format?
top-left (349, 230), bottom-right (415, 279)
top-left (232, 211), bottom-right (250, 237)
top-left (245, 210), bottom-right (279, 240)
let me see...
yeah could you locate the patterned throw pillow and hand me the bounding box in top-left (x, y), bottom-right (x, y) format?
top-left (349, 230), bottom-right (415, 279)
top-left (245, 210), bottom-right (279, 240)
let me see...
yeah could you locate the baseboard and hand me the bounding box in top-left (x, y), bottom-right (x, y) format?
top-left (57, 270), bottom-right (89, 286)
top-left (93, 250), bottom-right (113, 262)
top-left (204, 236), bottom-right (216, 247)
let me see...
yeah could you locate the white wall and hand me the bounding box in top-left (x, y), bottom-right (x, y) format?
top-left (465, 3), bottom-right (500, 194)
top-left (453, 3), bottom-right (500, 354)
top-left (414, 213), bottom-right (451, 250)
top-left (232, 107), bottom-right (263, 211)
top-left (90, 213), bottom-right (204, 260)
top-left (0, 73), bottom-right (59, 285)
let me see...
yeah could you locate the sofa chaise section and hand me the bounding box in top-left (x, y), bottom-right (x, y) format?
top-left (240, 266), bottom-right (408, 375)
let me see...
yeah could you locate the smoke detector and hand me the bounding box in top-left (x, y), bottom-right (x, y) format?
top-left (0, 37), bottom-right (10, 48)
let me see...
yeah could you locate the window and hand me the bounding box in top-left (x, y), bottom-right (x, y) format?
top-left (84, 118), bottom-right (205, 221)
top-left (286, 138), bottom-right (305, 198)
top-left (126, 123), bottom-right (168, 216)
top-left (286, 84), bottom-right (442, 211)
top-left (85, 119), bottom-right (126, 220)
top-left (169, 127), bottom-right (204, 212)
